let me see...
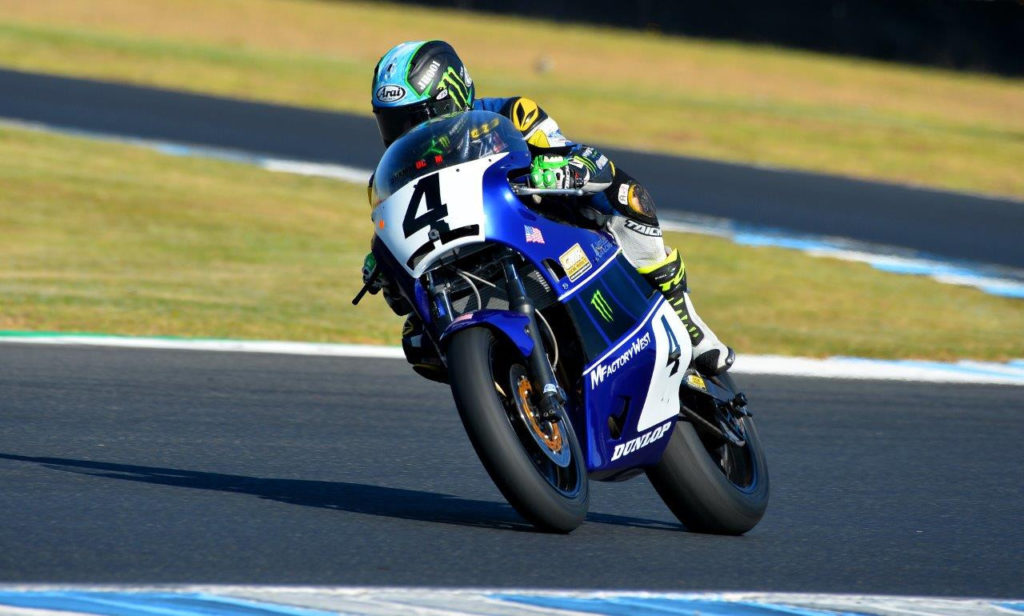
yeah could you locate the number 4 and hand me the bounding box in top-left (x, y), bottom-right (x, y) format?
top-left (660, 315), bottom-right (682, 376)
top-left (403, 173), bottom-right (450, 238)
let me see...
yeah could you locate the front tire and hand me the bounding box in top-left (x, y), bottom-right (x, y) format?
top-left (447, 327), bottom-right (589, 532)
top-left (646, 373), bottom-right (769, 534)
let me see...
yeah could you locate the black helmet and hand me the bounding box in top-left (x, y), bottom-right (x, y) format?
top-left (371, 40), bottom-right (475, 147)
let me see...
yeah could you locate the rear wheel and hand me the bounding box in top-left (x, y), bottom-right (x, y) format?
top-left (646, 372), bottom-right (769, 534)
top-left (447, 327), bottom-right (589, 532)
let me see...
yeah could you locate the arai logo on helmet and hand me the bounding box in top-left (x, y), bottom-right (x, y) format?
top-left (375, 84), bottom-right (407, 104)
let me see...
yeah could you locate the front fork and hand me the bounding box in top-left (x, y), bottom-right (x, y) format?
top-left (423, 252), bottom-right (565, 420)
top-left (500, 255), bottom-right (566, 421)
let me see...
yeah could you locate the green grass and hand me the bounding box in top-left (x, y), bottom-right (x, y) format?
top-left (0, 0), bottom-right (1022, 198)
top-left (663, 231), bottom-right (1024, 360)
top-left (0, 124), bottom-right (396, 345)
top-left (2, 124), bottom-right (1021, 360)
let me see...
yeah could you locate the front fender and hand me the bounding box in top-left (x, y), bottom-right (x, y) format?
top-left (439, 309), bottom-right (534, 358)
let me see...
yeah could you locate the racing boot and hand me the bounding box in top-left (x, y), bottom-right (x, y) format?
top-left (638, 249), bottom-right (734, 376)
top-left (401, 316), bottom-right (448, 384)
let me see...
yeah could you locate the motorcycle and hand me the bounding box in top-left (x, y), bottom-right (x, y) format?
top-left (354, 110), bottom-right (768, 533)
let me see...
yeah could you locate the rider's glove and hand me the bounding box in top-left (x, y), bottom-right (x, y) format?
top-left (529, 155), bottom-right (589, 190)
top-left (363, 251), bottom-right (412, 315)
top-left (361, 252), bottom-right (384, 295)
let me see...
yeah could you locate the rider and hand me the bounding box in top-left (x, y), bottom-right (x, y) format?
top-left (364, 40), bottom-right (734, 377)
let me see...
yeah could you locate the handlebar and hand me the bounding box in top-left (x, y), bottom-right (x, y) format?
top-left (511, 185), bottom-right (586, 197)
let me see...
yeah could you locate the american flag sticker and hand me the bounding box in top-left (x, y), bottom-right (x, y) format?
top-left (524, 225), bottom-right (545, 244)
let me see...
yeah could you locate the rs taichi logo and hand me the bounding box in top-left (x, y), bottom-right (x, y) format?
top-left (591, 290), bottom-right (614, 322)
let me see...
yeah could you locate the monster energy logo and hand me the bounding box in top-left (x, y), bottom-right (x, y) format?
top-left (591, 290), bottom-right (614, 322)
top-left (438, 67), bottom-right (470, 109)
top-left (572, 155), bottom-right (598, 174)
top-left (424, 135), bottom-right (451, 157)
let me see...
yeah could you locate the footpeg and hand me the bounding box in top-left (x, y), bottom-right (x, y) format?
top-left (730, 392), bottom-right (751, 417)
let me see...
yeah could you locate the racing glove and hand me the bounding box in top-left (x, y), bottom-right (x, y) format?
top-left (362, 251), bottom-right (412, 315)
top-left (361, 252), bottom-right (384, 295)
top-left (529, 147), bottom-right (615, 194)
top-left (529, 155), bottom-right (588, 190)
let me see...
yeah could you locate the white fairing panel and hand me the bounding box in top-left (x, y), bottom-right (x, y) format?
top-left (372, 154), bottom-right (505, 278)
top-left (635, 301), bottom-right (691, 432)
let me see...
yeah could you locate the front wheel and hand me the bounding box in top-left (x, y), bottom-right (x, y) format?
top-left (646, 373), bottom-right (769, 534)
top-left (447, 327), bottom-right (589, 532)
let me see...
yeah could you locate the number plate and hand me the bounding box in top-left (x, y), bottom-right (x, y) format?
top-left (372, 156), bottom-right (499, 276)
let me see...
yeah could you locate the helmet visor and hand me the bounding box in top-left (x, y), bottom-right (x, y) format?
top-left (375, 103), bottom-right (432, 147)
top-left (374, 97), bottom-right (459, 147)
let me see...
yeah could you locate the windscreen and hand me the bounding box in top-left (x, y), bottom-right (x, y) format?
top-left (371, 110), bottom-right (530, 206)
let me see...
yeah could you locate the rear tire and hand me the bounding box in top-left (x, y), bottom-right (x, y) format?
top-left (646, 373), bottom-right (769, 534)
top-left (447, 327), bottom-right (589, 532)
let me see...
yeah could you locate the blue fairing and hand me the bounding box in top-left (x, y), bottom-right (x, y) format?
top-left (472, 166), bottom-right (678, 473)
top-left (478, 151), bottom-right (620, 295)
top-left (374, 111), bottom-right (683, 478)
top-left (440, 310), bottom-right (534, 358)
top-left (582, 298), bottom-right (674, 474)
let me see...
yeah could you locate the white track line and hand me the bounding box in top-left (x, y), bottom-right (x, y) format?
top-left (1, 335), bottom-right (1021, 385)
top-left (0, 335), bottom-right (405, 359)
top-left (0, 586), bottom-right (1020, 616)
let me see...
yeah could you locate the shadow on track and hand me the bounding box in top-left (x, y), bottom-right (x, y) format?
top-left (0, 453), bottom-right (677, 532)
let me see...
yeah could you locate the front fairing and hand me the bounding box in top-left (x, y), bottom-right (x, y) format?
top-left (578, 296), bottom-right (690, 477)
top-left (370, 110), bottom-right (620, 294)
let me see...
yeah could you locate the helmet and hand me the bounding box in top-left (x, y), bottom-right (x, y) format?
top-left (371, 40), bottom-right (475, 147)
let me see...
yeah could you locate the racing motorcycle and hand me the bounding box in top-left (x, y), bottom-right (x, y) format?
top-left (354, 110), bottom-right (768, 533)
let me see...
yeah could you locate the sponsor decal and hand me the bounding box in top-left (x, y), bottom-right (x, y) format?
top-left (375, 84), bottom-right (406, 104)
top-left (438, 67), bottom-right (470, 108)
top-left (524, 225), bottom-right (545, 244)
top-left (590, 236), bottom-right (614, 259)
top-left (624, 219), bottom-right (663, 237)
top-left (559, 243), bottom-right (593, 282)
top-left (573, 154), bottom-right (598, 174)
top-left (611, 421), bottom-right (672, 461)
top-left (686, 373), bottom-right (707, 391)
top-left (589, 331), bottom-right (651, 388)
top-left (617, 183), bottom-right (630, 205)
top-left (416, 60), bottom-right (441, 93)
top-left (512, 98), bottom-right (541, 132)
top-left (590, 290), bottom-right (614, 322)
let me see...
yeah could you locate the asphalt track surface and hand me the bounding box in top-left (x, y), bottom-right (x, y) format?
top-left (2, 344), bottom-right (1022, 596)
top-left (2, 67), bottom-right (1024, 268)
